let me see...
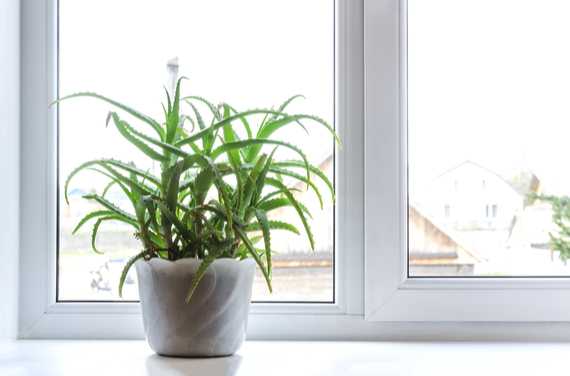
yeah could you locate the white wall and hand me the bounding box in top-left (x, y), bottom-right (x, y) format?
top-left (0, 0), bottom-right (20, 339)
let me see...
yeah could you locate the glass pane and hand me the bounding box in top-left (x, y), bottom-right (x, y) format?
top-left (408, 0), bottom-right (570, 277)
top-left (58, 0), bottom-right (334, 301)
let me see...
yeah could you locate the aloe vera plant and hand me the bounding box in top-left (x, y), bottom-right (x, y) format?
top-left (60, 78), bottom-right (338, 302)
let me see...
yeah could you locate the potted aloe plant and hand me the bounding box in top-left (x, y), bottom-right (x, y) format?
top-left (60, 78), bottom-right (338, 357)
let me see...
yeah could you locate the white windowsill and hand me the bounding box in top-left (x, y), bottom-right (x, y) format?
top-left (2, 340), bottom-right (569, 375)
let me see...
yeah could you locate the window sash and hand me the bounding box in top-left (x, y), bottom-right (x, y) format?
top-left (18, 0), bottom-right (366, 338)
top-left (364, 0), bottom-right (570, 322)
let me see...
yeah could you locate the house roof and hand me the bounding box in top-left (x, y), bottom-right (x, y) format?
top-left (437, 160), bottom-right (511, 187)
top-left (409, 204), bottom-right (484, 263)
top-left (435, 160), bottom-right (541, 199)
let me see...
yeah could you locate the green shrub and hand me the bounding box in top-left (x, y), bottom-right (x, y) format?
top-left (531, 193), bottom-right (570, 263)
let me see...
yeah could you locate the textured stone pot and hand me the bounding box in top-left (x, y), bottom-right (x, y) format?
top-left (135, 258), bottom-right (255, 357)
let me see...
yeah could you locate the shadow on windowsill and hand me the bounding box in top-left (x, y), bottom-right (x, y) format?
top-left (145, 353), bottom-right (242, 376)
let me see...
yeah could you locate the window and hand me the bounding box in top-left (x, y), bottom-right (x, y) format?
top-left (25, 0), bottom-right (570, 339)
top-left (485, 204), bottom-right (498, 219)
top-left (407, 0), bottom-right (570, 278)
top-left (20, 0), bottom-right (364, 338)
top-left (57, 0), bottom-right (335, 302)
top-left (365, 0), bottom-right (570, 322)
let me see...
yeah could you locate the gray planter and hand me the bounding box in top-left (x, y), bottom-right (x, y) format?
top-left (135, 257), bottom-right (255, 357)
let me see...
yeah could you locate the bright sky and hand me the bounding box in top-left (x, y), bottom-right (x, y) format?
top-left (60, 0), bottom-right (570, 197)
top-left (409, 0), bottom-right (570, 196)
top-left (58, 0), bottom-right (334, 190)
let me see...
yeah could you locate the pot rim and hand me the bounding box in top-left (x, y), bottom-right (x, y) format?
top-left (138, 257), bottom-right (255, 266)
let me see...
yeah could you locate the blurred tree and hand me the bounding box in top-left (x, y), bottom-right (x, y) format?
top-left (532, 194), bottom-right (570, 263)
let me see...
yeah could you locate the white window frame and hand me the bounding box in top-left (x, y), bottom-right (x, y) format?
top-left (364, 0), bottom-right (570, 322)
top-left (18, 0), bottom-right (570, 341)
top-left (0, 0), bottom-right (20, 340)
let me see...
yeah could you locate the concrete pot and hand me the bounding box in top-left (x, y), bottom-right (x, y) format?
top-left (135, 257), bottom-right (255, 357)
